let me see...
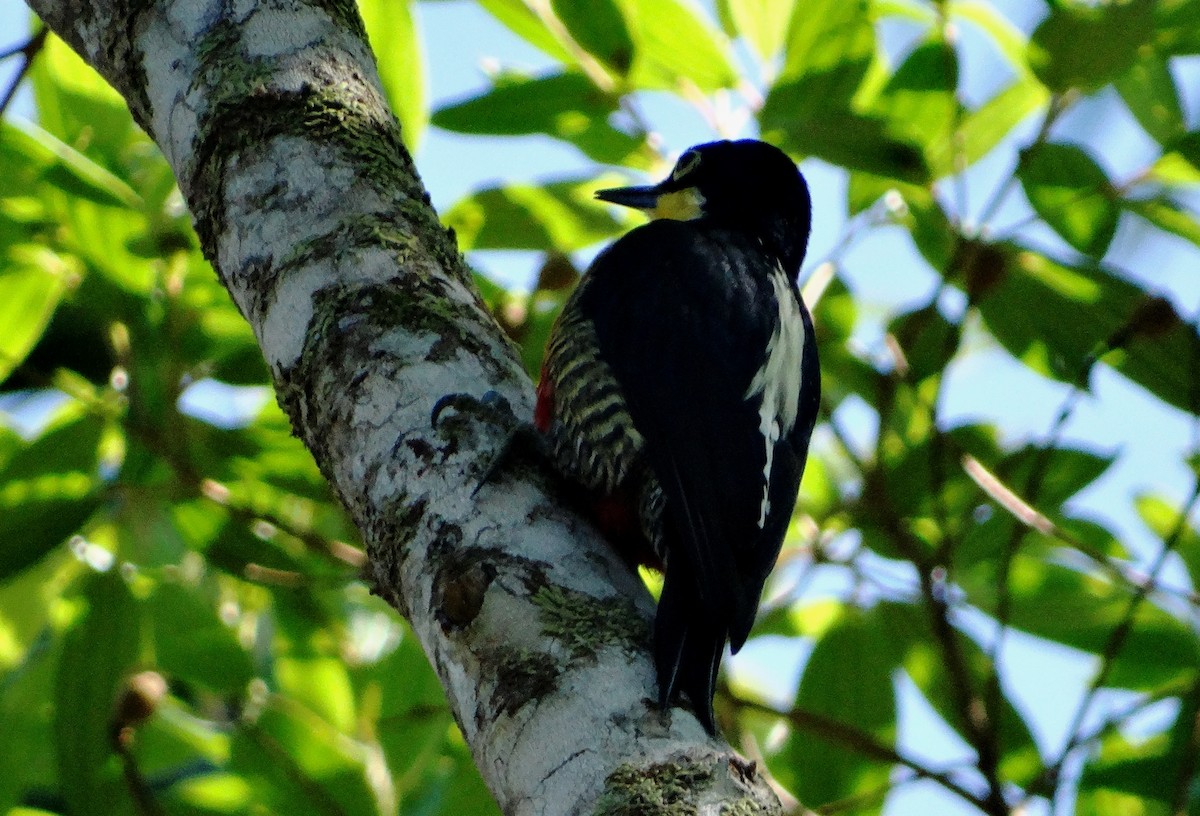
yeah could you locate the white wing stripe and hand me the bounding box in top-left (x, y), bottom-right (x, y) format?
top-left (744, 268), bottom-right (806, 529)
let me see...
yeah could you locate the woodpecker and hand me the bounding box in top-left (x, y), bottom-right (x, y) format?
top-left (535, 139), bottom-right (820, 733)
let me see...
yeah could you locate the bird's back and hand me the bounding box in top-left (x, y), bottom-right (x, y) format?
top-left (538, 217), bottom-right (818, 731)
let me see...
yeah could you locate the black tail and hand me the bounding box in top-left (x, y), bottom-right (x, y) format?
top-left (654, 571), bottom-right (725, 735)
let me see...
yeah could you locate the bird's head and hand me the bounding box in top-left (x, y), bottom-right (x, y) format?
top-left (596, 139), bottom-right (812, 272)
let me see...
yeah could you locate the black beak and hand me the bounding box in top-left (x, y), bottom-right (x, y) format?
top-left (595, 184), bottom-right (661, 210)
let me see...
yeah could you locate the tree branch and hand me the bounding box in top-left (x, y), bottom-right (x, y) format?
top-left (20, 0), bottom-right (783, 812)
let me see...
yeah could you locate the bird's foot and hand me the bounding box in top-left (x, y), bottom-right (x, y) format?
top-left (430, 390), bottom-right (550, 495)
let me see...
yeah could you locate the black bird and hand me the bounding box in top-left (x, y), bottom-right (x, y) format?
top-left (533, 139), bottom-right (820, 733)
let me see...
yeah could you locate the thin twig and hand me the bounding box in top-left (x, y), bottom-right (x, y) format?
top-left (976, 92), bottom-right (1073, 227)
top-left (727, 694), bottom-right (992, 813)
top-left (0, 27), bottom-right (47, 118)
top-left (1033, 477), bottom-right (1200, 805)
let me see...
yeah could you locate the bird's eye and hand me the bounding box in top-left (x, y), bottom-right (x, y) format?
top-left (671, 150), bottom-right (701, 181)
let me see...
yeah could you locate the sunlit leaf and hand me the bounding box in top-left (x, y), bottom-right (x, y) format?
top-left (552, 0), bottom-right (634, 75)
top-left (276, 656), bottom-right (357, 733)
top-left (1080, 693), bottom-right (1199, 804)
top-left (0, 580), bottom-right (62, 810)
top-left (360, 0), bottom-right (428, 150)
top-left (1135, 494), bottom-right (1200, 591)
top-left (0, 121), bottom-right (140, 208)
top-left (0, 245), bottom-right (72, 386)
top-left (873, 38), bottom-right (958, 176)
top-left (1029, 0), bottom-right (1154, 92)
top-left (476, 0), bottom-right (574, 63)
top-left (1018, 143), bottom-right (1119, 257)
top-left (30, 35), bottom-right (138, 168)
top-left (715, 0), bottom-right (793, 61)
top-left (617, 0), bottom-right (738, 92)
top-left (55, 570), bottom-right (142, 816)
top-left (931, 75), bottom-right (1049, 176)
top-left (874, 0), bottom-right (935, 24)
top-left (231, 702), bottom-right (378, 814)
top-left (150, 582), bottom-right (255, 695)
top-left (772, 607), bottom-right (899, 810)
top-left (971, 247), bottom-right (1200, 414)
top-left (1115, 54), bottom-right (1186, 145)
top-left (444, 175), bottom-right (632, 252)
top-left (780, 0), bottom-right (873, 89)
top-left (884, 602), bottom-right (1042, 785)
top-left (0, 407), bottom-right (106, 582)
top-left (1150, 131), bottom-right (1200, 186)
top-left (1123, 196), bottom-right (1200, 249)
top-left (432, 72), bottom-right (651, 166)
top-left (950, 0), bottom-right (1035, 77)
top-left (962, 554), bottom-right (1200, 690)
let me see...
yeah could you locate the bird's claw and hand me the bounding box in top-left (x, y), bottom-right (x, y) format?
top-left (430, 390), bottom-right (517, 431)
top-left (430, 390), bottom-right (546, 496)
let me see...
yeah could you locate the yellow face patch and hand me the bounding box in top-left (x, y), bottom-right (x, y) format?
top-left (650, 187), bottom-right (706, 221)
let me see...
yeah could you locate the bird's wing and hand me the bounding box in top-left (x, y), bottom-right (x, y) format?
top-left (579, 221), bottom-right (783, 638)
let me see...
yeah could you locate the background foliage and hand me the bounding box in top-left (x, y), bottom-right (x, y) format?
top-left (1, 0), bottom-right (1199, 814)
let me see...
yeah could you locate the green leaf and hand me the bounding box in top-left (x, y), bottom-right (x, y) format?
top-left (55, 570), bottom-right (142, 816)
top-left (1135, 494), bottom-right (1200, 591)
top-left (971, 247), bottom-right (1200, 414)
top-left (432, 72), bottom-right (650, 166)
top-left (0, 121), bottom-right (141, 208)
top-left (931, 75), bottom-right (1049, 176)
top-left (0, 244), bottom-right (71, 386)
top-left (963, 554), bottom-right (1200, 690)
top-left (517, 288), bottom-right (569, 377)
top-left (846, 172), bottom-right (957, 267)
top-left (359, 0), bottom-right (427, 151)
top-left (356, 629), bottom-right (454, 795)
top-left (150, 581), bottom-right (255, 695)
top-left (1029, 0), bottom-right (1155, 92)
top-left (444, 175), bottom-right (631, 252)
top-left (616, 0), bottom-right (738, 92)
top-left (873, 0), bottom-right (935, 24)
top-left (0, 407), bottom-right (106, 582)
top-left (884, 602), bottom-right (1042, 785)
top-left (888, 303), bottom-right (959, 383)
top-left (873, 38), bottom-right (958, 177)
top-left (1080, 693), bottom-right (1199, 804)
top-left (1124, 196), bottom-right (1200, 249)
top-left (1114, 55), bottom-right (1186, 145)
top-left (1154, 0), bottom-right (1200, 55)
top-left (275, 656), bottom-right (356, 733)
top-left (132, 698), bottom-right (231, 778)
top-left (1018, 143), bottom-right (1119, 257)
top-left (1150, 131), bottom-right (1200, 186)
top-left (31, 35), bottom-right (139, 169)
top-left (0, 576), bottom-right (62, 811)
top-left (997, 445), bottom-right (1115, 509)
top-left (761, 105), bottom-right (928, 183)
top-left (716, 0), bottom-right (793, 60)
top-left (772, 608), bottom-right (899, 810)
top-left (476, 0), bottom-right (574, 63)
top-left (763, 3), bottom-right (926, 180)
top-left (231, 703), bottom-right (378, 815)
top-left (552, 0), bottom-right (635, 75)
top-left (780, 0), bottom-right (873, 89)
top-left (950, 0), bottom-right (1036, 77)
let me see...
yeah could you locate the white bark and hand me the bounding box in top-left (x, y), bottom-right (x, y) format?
top-left (23, 0), bottom-right (785, 813)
